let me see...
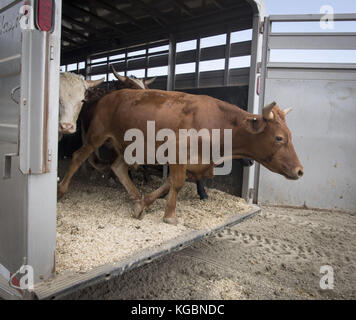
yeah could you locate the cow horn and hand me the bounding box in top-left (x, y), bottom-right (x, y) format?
top-left (85, 78), bottom-right (105, 88)
top-left (144, 77), bottom-right (157, 85)
top-left (111, 65), bottom-right (126, 83)
top-left (262, 102), bottom-right (276, 120)
top-left (283, 108), bottom-right (293, 116)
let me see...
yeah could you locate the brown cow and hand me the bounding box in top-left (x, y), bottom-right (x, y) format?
top-left (80, 66), bottom-right (156, 172)
top-left (58, 89), bottom-right (303, 224)
top-left (82, 68), bottom-right (252, 201)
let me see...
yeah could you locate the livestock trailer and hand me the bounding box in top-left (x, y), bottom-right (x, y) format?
top-left (1, 0), bottom-right (356, 299)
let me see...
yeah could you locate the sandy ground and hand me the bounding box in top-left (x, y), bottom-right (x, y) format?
top-left (63, 205), bottom-right (356, 300)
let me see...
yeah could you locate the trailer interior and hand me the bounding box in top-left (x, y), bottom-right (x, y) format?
top-left (59, 0), bottom-right (263, 197)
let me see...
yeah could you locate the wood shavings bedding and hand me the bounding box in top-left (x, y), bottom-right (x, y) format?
top-left (56, 166), bottom-right (250, 274)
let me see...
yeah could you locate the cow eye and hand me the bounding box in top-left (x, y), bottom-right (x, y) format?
top-left (276, 136), bottom-right (283, 142)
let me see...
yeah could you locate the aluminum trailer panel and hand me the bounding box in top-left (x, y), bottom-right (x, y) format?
top-left (0, 0), bottom-right (61, 285)
top-left (258, 14), bottom-right (356, 211)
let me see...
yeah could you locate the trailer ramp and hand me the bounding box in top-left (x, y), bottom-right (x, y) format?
top-left (32, 205), bottom-right (260, 300)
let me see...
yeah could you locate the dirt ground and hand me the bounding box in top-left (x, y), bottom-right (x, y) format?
top-left (63, 205), bottom-right (356, 300)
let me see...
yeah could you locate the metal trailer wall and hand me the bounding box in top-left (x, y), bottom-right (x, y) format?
top-left (258, 14), bottom-right (356, 211)
top-left (0, 0), bottom-right (61, 290)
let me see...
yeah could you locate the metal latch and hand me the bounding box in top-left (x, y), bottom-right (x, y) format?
top-left (3, 154), bottom-right (16, 179)
top-left (259, 17), bottom-right (267, 34)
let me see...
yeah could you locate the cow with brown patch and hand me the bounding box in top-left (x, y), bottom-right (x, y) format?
top-left (80, 66), bottom-right (156, 172)
top-left (58, 89), bottom-right (303, 225)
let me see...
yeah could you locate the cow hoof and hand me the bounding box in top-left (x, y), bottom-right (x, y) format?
top-left (163, 217), bottom-right (178, 225)
top-left (132, 201), bottom-right (145, 220)
top-left (200, 195), bottom-right (209, 201)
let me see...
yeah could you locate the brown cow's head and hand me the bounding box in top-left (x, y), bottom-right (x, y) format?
top-left (111, 65), bottom-right (156, 89)
top-left (243, 102), bottom-right (304, 180)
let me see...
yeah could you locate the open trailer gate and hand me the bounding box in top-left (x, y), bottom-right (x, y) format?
top-left (256, 14), bottom-right (356, 211)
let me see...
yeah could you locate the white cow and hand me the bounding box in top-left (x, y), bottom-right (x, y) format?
top-left (59, 72), bottom-right (104, 136)
top-left (58, 67), bottom-right (156, 169)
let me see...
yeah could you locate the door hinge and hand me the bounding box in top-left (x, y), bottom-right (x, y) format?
top-left (48, 149), bottom-right (52, 162)
top-left (249, 188), bottom-right (255, 199)
top-left (259, 23), bottom-right (264, 34)
top-left (50, 46), bottom-right (54, 61)
top-left (259, 17), bottom-right (266, 34)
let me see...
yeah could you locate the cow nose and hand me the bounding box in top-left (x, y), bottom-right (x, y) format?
top-left (59, 122), bottom-right (74, 132)
top-left (295, 167), bottom-right (304, 178)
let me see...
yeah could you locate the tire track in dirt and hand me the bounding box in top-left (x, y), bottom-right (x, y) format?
top-left (259, 211), bottom-right (356, 236)
top-left (62, 205), bottom-right (356, 300)
top-left (215, 228), bottom-right (355, 265)
top-left (177, 248), bottom-right (238, 274)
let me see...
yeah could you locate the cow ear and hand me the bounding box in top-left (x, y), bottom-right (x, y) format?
top-left (243, 116), bottom-right (266, 134)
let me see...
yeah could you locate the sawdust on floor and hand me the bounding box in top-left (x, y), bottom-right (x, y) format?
top-left (56, 173), bottom-right (250, 274)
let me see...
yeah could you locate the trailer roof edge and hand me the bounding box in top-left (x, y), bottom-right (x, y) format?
top-left (247, 0), bottom-right (266, 19)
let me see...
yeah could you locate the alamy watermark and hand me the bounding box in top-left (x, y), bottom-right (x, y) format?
top-left (19, 5), bottom-right (34, 30)
top-left (320, 5), bottom-right (335, 30)
top-left (124, 121), bottom-right (233, 176)
top-left (9, 265), bottom-right (34, 291)
top-left (320, 265), bottom-right (334, 290)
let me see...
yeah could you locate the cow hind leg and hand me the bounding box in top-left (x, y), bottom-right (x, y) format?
top-left (196, 180), bottom-right (208, 200)
top-left (87, 153), bottom-right (109, 172)
top-left (132, 164), bottom-right (186, 222)
top-left (133, 179), bottom-right (171, 220)
top-left (163, 165), bottom-right (186, 225)
top-left (110, 156), bottom-right (142, 202)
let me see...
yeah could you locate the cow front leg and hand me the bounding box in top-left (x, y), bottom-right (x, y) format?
top-left (58, 144), bottom-right (95, 199)
top-left (196, 180), bottom-right (208, 200)
top-left (163, 165), bottom-right (186, 225)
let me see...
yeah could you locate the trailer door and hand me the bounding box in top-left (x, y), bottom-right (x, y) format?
top-left (0, 0), bottom-right (61, 295)
top-left (257, 14), bottom-right (356, 211)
